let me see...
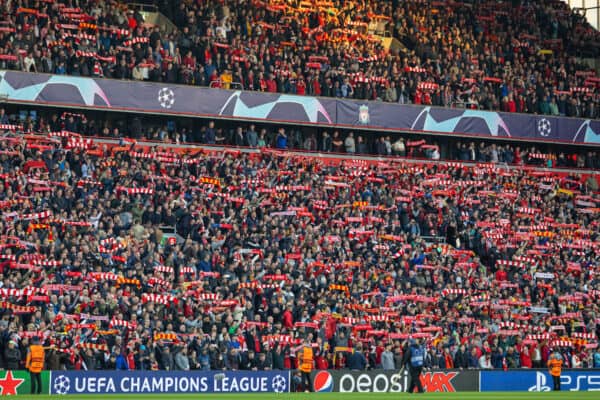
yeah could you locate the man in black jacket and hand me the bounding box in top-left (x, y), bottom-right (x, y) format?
top-left (453, 344), bottom-right (469, 369)
top-left (240, 350), bottom-right (258, 371)
top-left (271, 344), bottom-right (285, 370)
top-left (4, 340), bottom-right (21, 370)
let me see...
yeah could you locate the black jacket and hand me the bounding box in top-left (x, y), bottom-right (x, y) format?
top-left (453, 349), bottom-right (469, 369)
top-left (4, 347), bottom-right (21, 370)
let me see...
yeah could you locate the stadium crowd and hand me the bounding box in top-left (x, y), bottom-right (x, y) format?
top-left (10, 108), bottom-right (600, 170)
top-left (0, 0), bottom-right (599, 116)
top-left (0, 108), bottom-right (599, 375)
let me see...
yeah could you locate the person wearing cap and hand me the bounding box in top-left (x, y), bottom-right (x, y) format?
top-left (4, 339), bottom-right (21, 370)
top-left (402, 338), bottom-right (425, 393)
top-left (548, 349), bottom-right (563, 391)
top-left (25, 337), bottom-right (45, 395)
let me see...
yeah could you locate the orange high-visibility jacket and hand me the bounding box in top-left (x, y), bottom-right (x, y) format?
top-left (548, 356), bottom-right (563, 377)
top-left (26, 345), bottom-right (45, 373)
top-left (299, 346), bottom-right (314, 373)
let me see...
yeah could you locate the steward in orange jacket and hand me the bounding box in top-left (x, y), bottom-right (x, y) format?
top-left (547, 350), bottom-right (563, 391)
top-left (25, 337), bottom-right (45, 395)
top-left (298, 338), bottom-right (314, 392)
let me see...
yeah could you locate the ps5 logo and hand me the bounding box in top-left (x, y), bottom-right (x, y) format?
top-left (529, 371), bottom-right (600, 391)
top-left (562, 375), bottom-right (600, 391)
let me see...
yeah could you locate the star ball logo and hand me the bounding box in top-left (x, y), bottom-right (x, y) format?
top-left (537, 118), bottom-right (551, 137)
top-left (271, 374), bottom-right (287, 393)
top-left (158, 87), bottom-right (175, 109)
top-left (0, 371), bottom-right (25, 395)
top-left (53, 374), bottom-right (71, 395)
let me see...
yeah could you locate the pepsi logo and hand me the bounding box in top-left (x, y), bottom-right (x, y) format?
top-left (313, 371), bottom-right (333, 392)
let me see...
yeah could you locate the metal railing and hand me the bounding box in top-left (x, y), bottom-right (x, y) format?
top-left (451, 101), bottom-right (480, 110)
top-left (421, 236), bottom-right (447, 245)
top-left (209, 80), bottom-right (244, 90)
top-left (127, 2), bottom-right (158, 13)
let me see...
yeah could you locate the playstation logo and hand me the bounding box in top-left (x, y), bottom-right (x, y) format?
top-left (528, 371), bottom-right (551, 392)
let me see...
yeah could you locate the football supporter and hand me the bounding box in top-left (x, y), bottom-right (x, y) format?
top-left (0, 107), bottom-right (598, 374)
top-left (0, 0), bottom-right (597, 116)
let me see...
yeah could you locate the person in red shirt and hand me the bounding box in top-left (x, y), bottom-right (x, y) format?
top-left (495, 266), bottom-right (508, 281)
top-left (258, 72), bottom-right (267, 92)
top-left (296, 77), bottom-right (306, 95)
top-left (127, 11), bottom-right (137, 31)
top-left (282, 304), bottom-right (294, 329)
top-left (514, 146), bottom-right (523, 164)
top-left (325, 315), bottom-right (337, 340)
top-left (182, 51), bottom-right (195, 69)
top-left (127, 347), bottom-right (136, 370)
top-left (422, 91), bottom-right (432, 105)
top-left (312, 76), bottom-right (321, 96)
top-left (210, 71), bottom-right (220, 87)
top-left (375, 340), bottom-right (385, 367)
top-left (520, 344), bottom-right (533, 368)
top-left (414, 89), bottom-right (423, 104)
top-left (507, 94), bottom-right (517, 112)
top-left (266, 74), bottom-right (277, 92)
top-left (314, 349), bottom-right (329, 369)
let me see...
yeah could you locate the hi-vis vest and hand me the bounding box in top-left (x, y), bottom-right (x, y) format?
top-left (26, 345), bottom-right (45, 373)
top-left (299, 346), bottom-right (313, 373)
top-left (410, 345), bottom-right (425, 367)
top-left (548, 354), bottom-right (563, 377)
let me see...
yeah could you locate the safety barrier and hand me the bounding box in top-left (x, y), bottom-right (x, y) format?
top-left (2, 369), bottom-right (599, 394)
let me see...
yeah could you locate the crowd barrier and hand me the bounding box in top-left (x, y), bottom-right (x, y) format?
top-left (1, 70), bottom-right (599, 144)
top-left (2, 369), bottom-right (598, 394)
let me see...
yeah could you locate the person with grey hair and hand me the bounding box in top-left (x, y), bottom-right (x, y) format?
top-left (381, 342), bottom-right (395, 370)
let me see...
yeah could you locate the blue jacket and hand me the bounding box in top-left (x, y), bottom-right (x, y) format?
top-left (115, 354), bottom-right (129, 370)
top-left (276, 134), bottom-right (287, 149)
top-left (346, 351), bottom-right (367, 370)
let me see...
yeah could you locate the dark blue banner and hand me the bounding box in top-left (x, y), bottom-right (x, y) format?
top-left (49, 370), bottom-right (290, 394)
top-left (1, 70), bottom-right (599, 145)
top-left (480, 370), bottom-right (600, 392)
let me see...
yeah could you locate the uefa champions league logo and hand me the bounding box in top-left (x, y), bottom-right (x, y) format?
top-left (537, 118), bottom-right (551, 137)
top-left (271, 374), bottom-right (287, 393)
top-left (53, 375), bottom-right (71, 395)
top-left (158, 87), bottom-right (175, 109)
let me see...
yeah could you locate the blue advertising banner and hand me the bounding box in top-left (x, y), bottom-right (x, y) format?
top-left (49, 370), bottom-right (290, 395)
top-left (1, 70), bottom-right (599, 145)
top-left (480, 370), bottom-right (600, 392)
